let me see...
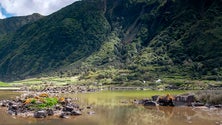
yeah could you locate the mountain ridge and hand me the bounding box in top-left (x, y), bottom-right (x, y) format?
top-left (0, 13), bottom-right (43, 35)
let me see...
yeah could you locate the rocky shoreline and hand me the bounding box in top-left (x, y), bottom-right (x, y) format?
top-left (0, 92), bottom-right (94, 119)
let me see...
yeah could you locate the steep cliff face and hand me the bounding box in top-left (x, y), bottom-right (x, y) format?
top-left (0, 0), bottom-right (221, 81)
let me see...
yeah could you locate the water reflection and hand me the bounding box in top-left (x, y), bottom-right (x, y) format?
top-left (1, 91), bottom-right (222, 125)
top-left (143, 106), bottom-right (222, 125)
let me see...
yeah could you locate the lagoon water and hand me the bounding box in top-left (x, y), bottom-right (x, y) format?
top-left (0, 91), bottom-right (222, 125)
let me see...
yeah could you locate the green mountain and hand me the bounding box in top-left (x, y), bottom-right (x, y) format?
top-left (0, 0), bottom-right (222, 84)
top-left (0, 13), bottom-right (43, 35)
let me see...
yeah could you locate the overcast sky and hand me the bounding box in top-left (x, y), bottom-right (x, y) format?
top-left (0, 0), bottom-right (79, 19)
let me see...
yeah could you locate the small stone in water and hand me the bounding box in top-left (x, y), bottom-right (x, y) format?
top-left (86, 106), bottom-right (91, 109)
top-left (88, 111), bottom-right (95, 115)
top-left (188, 121), bottom-right (192, 124)
top-left (60, 113), bottom-right (70, 119)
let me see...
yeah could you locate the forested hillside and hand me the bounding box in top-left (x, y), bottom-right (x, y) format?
top-left (0, 0), bottom-right (221, 84)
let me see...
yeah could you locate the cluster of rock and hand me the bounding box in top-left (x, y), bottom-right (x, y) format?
top-left (0, 93), bottom-right (94, 118)
top-left (134, 94), bottom-right (205, 107)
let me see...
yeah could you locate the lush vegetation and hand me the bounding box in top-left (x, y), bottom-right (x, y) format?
top-left (0, 0), bottom-right (221, 87)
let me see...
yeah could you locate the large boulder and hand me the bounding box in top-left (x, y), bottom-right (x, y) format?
top-left (143, 101), bottom-right (158, 106)
top-left (71, 110), bottom-right (82, 115)
top-left (46, 109), bottom-right (54, 116)
top-left (63, 106), bottom-right (74, 112)
top-left (1, 100), bottom-right (9, 107)
top-left (187, 95), bottom-right (195, 106)
top-left (151, 95), bottom-right (159, 101)
top-left (34, 110), bottom-right (47, 118)
top-left (8, 104), bottom-right (19, 111)
top-left (157, 94), bottom-right (175, 106)
top-left (174, 94), bottom-right (195, 106)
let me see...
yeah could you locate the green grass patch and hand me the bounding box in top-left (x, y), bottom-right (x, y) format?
top-left (0, 81), bottom-right (10, 86)
top-left (38, 97), bottom-right (58, 109)
top-left (28, 97), bottom-right (59, 109)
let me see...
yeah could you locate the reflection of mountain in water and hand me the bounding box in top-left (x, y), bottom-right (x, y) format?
top-left (94, 105), bottom-right (167, 125)
top-left (192, 107), bottom-right (222, 121)
top-left (126, 106), bottom-right (166, 125)
top-left (144, 106), bottom-right (222, 125)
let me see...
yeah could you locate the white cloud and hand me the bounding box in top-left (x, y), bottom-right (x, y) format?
top-left (0, 11), bottom-right (6, 19)
top-left (0, 0), bottom-right (78, 18)
top-left (0, 5), bottom-right (6, 19)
